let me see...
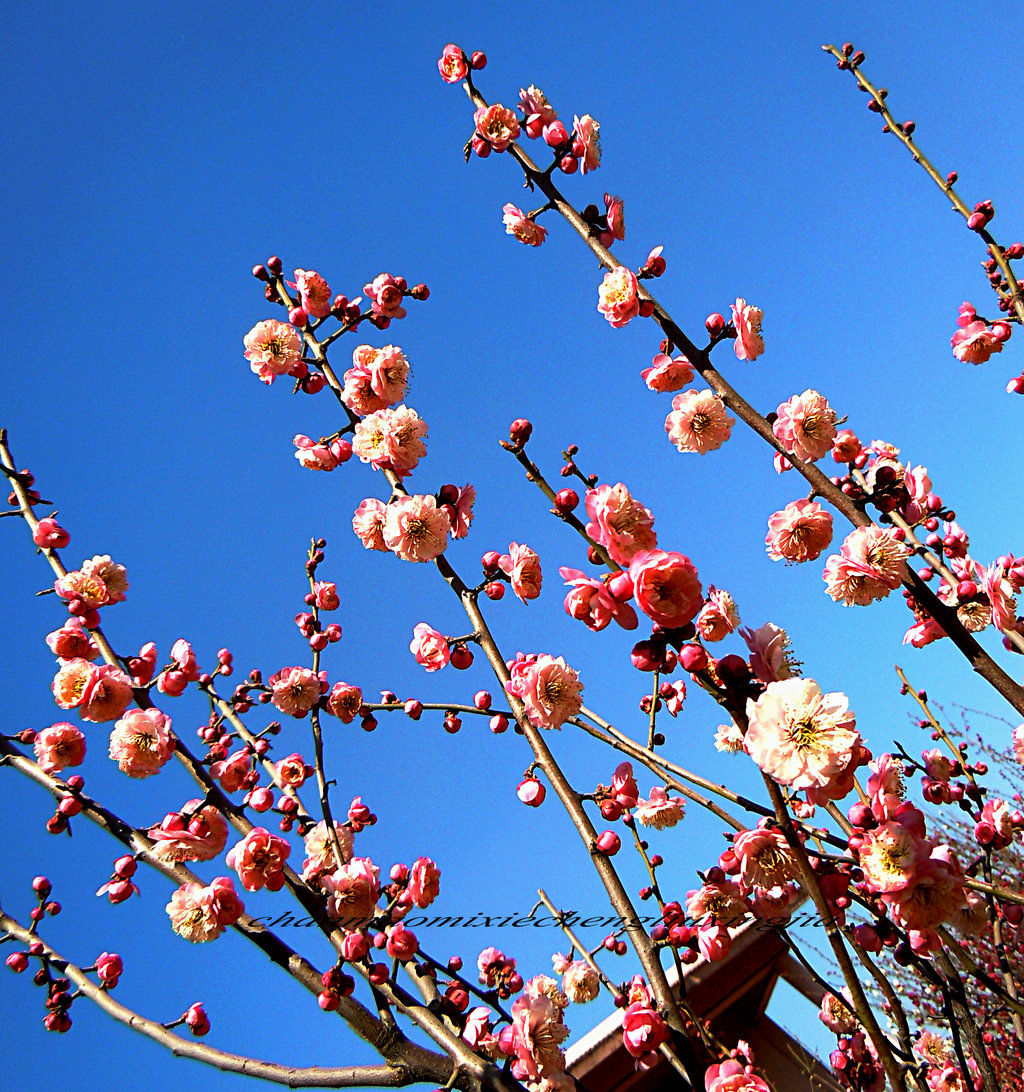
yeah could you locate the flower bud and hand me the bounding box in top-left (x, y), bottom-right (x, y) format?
top-left (509, 419), bottom-right (533, 446)
top-left (517, 777), bottom-right (546, 806)
top-left (595, 830), bottom-right (621, 855)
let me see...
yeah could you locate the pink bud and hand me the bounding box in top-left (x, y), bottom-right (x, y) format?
top-left (444, 714), bottom-right (462, 734)
top-left (32, 518), bottom-right (70, 550)
top-left (184, 1002), bottom-right (210, 1036)
top-left (967, 211), bottom-right (987, 231)
top-left (474, 690), bottom-right (492, 710)
top-left (32, 876), bottom-right (52, 899)
top-left (607, 572), bottom-right (634, 602)
top-left (596, 830), bottom-right (621, 855)
top-left (509, 419), bottom-right (533, 446)
top-left (470, 134), bottom-right (491, 158)
top-left (449, 645), bottom-right (474, 670)
top-left (6, 952), bottom-right (29, 973)
top-left (341, 932), bottom-right (369, 961)
top-left (367, 962), bottom-right (389, 985)
top-left (705, 313), bottom-right (726, 337)
top-left (559, 155), bottom-right (579, 174)
top-left (289, 306), bottom-right (308, 326)
top-left (470, 51), bottom-right (487, 69)
top-left (544, 121), bottom-right (569, 148)
top-left (485, 581), bottom-right (505, 600)
top-left (517, 777), bottom-right (546, 806)
top-left (679, 644), bottom-right (708, 672)
top-left (113, 856), bottom-right (137, 878)
top-left (404, 699), bottom-right (423, 720)
top-left (554, 488), bottom-right (579, 513)
top-left (247, 787), bottom-right (274, 812)
top-left (490, 714), bottom-right (509, 733)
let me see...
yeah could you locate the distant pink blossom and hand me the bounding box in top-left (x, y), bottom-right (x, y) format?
top-left (325, 682), bottom-right (363, 723)
top-left (765, 499), bottom-right (833, 563)
top-left (410, 623), bottom-right (450, 671)
top-left (80, 665), bottom-right (134, 723)
top-left (408, 857), bottom-right (441, 908)
top-left (505, 653), bottom-right (583, 730)
top-left (294, 434), bottom-right (351, 471)
top-left (166, 877), bottom-right (244, 943)
top-left (382, 494), bottom-right (451, 562)
top-left (363, 273), bottom-right (407, 320)
top-left (148, 801), bottom-right (228, 864)
top-left (502, 204), bottom-right (547, 247)
top-left (447, 484), bottom-right (476, 539)
top-left (438, 44), bottom-right (468, 83)
top-left (704, 1059), bottom-right (770, 1092)
top-left (474, 104), bottom-right (520, 152)
top-left (604, 193), bottom-right (625, 241)
top-left (831, 429), bottom-right (863, 463)
top-left (731, 298), bottom-right (764, 361)
top-left (46, 618), bottom-right (99, 662)
top-left (313, 581), bottom-right (340, 611)
top-left (108, 708), bottom-right (174, 778)
top-left (951, 320), bottom-right (1003, 363)
top-left (741, 623), bottom-right (799, 683)
top-left (352, 405), bottom-right (428, 476)
top-left (696, 587), bottom-right (740, 642)
top-left (519, 85), bottom-right (557, 131)
top-left (290, 269), bottom-right (331, 318)
top-left (55, 569), bottom-right (107, 609)
top-left (210, 748), bottom-right (251, 793)
top-left (244, 319), bottom-right (302, 384)
top-left (559, 567), bottom-right (638, 632)
top-left (773, 390), bottom-right (838, 462)
top-left (573, 114), bottom-right (601, 172)
top-left (744, 678), bottom-right (860, 791)
top-left (81, 555), bottom-right (129, 604)
top-left (226, 827), bottom-right (291, 892)
top-left (629, 549), bottom-right (703, 629)
top-left (642, 352), bottom-right (693, 392)
top-left (585, 483), bottom-right (657, 566)
top-left (597, 267), bottom-right (639, 327)
top-left (634, 787), bottom-right (686, 829)
top-left (499, 542), bottom-right (542, 603)
top-left (269, 666), bottom-right (321, 717)
top-left (352, 497), bottom-right (388, 551)
top-left (322, 857), bottom-right (381, 925)
top-left (823, 526), bottom-right (910, 606)
top-left (665, 389), bottom-right (735, 454)
top-left (34, 723), bottom-right (86, 775)
top-left (301, 820), bottom-right (354, 886)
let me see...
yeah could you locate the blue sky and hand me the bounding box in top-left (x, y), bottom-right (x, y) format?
top-left (2, 2), bottom-right (1023, 1088)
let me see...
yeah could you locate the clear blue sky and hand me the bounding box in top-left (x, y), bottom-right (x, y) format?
top-left (2, 2), bottom-right (1022, 1088)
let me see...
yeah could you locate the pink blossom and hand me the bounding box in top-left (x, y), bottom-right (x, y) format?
top-left (344, 343), bottom-right (410, 413)
top-left (505, 653), bottom-right (583, 730)
top-left (732, 827), bottom-right (797, 891)
top-left (352, 497), bottom-right (388, 552)
top-left (629, 549), bottom-right (703, 629)
top-left (982, 561), bottom-right (1018, 630)
top-left (410, 623), bottom-right (450, 671)
top-left (823, 526), bottom-right (910, 606)
top-left (313, 581), bottom-right (340, 611)
top-left (447, 484), bottom-right (475, 539)
top-left (731, 298), bottom-right (764, 360)
top-left (696, 587), bottom-right (740, 642)
top-left (665, 389), bottom-right (735, 454)
top-left (363, 273), bottom-right (407, 320)
top-left (741, 623), bottom-right (799, 683)
top-left (704, 1059), bottom-right (771, 1092)
top-left (502, 204), bottom-right (547, 247)
top-left (148, 801), bottom-right (228, 864)
top-left (509, 983), bottom-right (570, 1082)
top-left (184, 1002), bottom-right (210, 1036)
top-left (95, 952), bottom-right (122, 988)
top-left (585, 483), bottom-right (657, 566)
top-left (210, 748), bottom-right (251, 793)
top-left (819, 991), bottom-right (858, 1035)
top-left (55, 569), bottom-right (107, 609)
top-left (859, 819), bottom-right (928, 894)
top-left (382, 495), bottom-right (451, 562)
top-left (274, 753), bottom-right (309, 788)
top-left (573, 114), bottom-right (601, 172)
top-left (385, 923), bottom-right (419, 961)
top-left (773, 390), bottom-right (838, 462)
top-left (882, 851), bottom-right (966, 932)
top-left (166, 877), bottom-right (244, 942)
top-left (46, 618), bottom-right (99, 662)
top-left (621, 1002), bottom-right (669, 1066)
top-left (903, 618), bottom-right (946, 647)
top-left (519, 84), bottom-right (557, 133)
top-left (293, 434), bottom-right (351, 471)
top-left (291, 269), bottom-right (331, 318)
top-left (597, 267), bottom-right (640, 327)
top-left (604, 193), bottom-right (625, 241)
top-left (1013, 724), bottom-right (1024, 765)
top-left (81, 555), bottom-right (128, 604)
top-left (52, 658), bottom-right (96, 709)
top-left (765, 499), bottom-right (834, 563)
top-left (226, 827), bottom-right (291, 892)
top-left (634, 787), bottom-right (686, 829)
top-left (322, 857), bottom-right (381, 926)
top-left (951, 320), bottom-right (1003, 363)
top-left (559, 567), bottom-right (638, 631)
top-left (108, 708), bottom-right (174, 778)
top-left (867, 754), bottom-right (907, 822)
top-left (341, 363), bottom-right (387, 417)
top-left (561, 960), bottom-right (600, 1003)
top-left (474, 104), bottom-right (520, 152)
top-left (244, 319), bottom-right (303, 384)
top-left (832, 429), bottom-right (863, 463)
top-left (641, 352), bottom-right (693, 392)
top-left (608, 761), bottom-right (639, 808)
top-left (438, 44), bottom-right (468, 83)
top-left (32, 517), bottom-right (70, 549)
top-left (499, 542), bottom-right (542, 603)
top-left (80, 665), bottom-right (134, 723)
top-left (301, 820), bottom-right (354, 887)
top-left (325, 681), bottom-right (363, 723)
top-left (269, 666), bottom-right (321, 717)
top-left (352, 405), bottom-right (428, 476)
top-left (715, 723), bottom-right (746, 753)
top-left (34, 723), bottom-right (86, 775)
top-left (744, 678), bottom-right (860, 791)
top-left (408, 857), bottom-right (441, 908)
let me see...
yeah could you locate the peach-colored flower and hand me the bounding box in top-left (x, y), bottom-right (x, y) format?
top-left (773, 390), bottom-right (838, 462)
top-left (274, 753), bottom-right (308, 787)
top-left (559, 567), bottom-right (638, 632)
top-left (982, 561), bottom-right (1018, 631)
top-left (597, 266), bottom-right (639, 327)
top-left (346, 343), bottom-right (410, 411)
top-left (54, 569), bottom-right (107, 609)
top-left (823, 526), bottom-right (910, 606)
top-left (438, 44), bottom-right (468, 83)
top-left (573, 114), bottom-right (601, 172)
top-left (341, 363), bottom-right (387, 416)
top-left (882, 851), bottom-right (966, 932)
top-left (665, 389), bottom-right (734, 454)
top-left (410, 622), bottom-right (450, 671)
top-left (301, 820), bottom-right (354, 886)
top-left (46, 618), bottom-right (99, 662)
top-left (269, 666), bottom-right (320, 717)
top-left (166, 877), bottom-right (244, 942)
top-left (686, 880), bottom-right (749, 926)
top-left (474, 104), bottom-right (520, 151)
top-left (291, 269), bottom-right (332, 318)
top-left (628, 549), bottom-right (703, 629)
top-left (951, 320), bottom-right (1003, 364)
top-left (520, 85), bottom-right (557, 129)
top-left (52, 659), bottom-right (96, 709)
top-left (641, 352), bottom-right (693, 392)
top-left (363, 272), bottom-right (407, 319)
top-left (226, 827), bottom-right (291, 892)
top-left (244, 319), bottom-right (302, 384)
top-left (499, 542), bottom-right (542, 603)
top-left (210, 747), bottom-right (251, 793)
top-left (382, 495), bottom-right (451, 562)
top-left (509, 984), bottom-right (570, 1083)
top-left (502, 204), bottom-right (547, 247)
top-left (81, 555), bottom-right (129, 604)
top-left (585, 483), bottom-right (657, 567)
top-left (634, 787), bottom-right (686, 829)
top-left (715, 723), bottom-right (745, 753)
top-left (505, 653), bottom-right (583, 730)
top-left (819, 991), bottom-right (858, 1035)
top-left (352, 405), bottom-right (428, 476)
top-left (832, 429), bottom-right (863, 463)
top-left (294, 434), bottom-right (351, 471)
top-left (696, 586), bottom-right (740, 642)
top-left (447, 484), bottom-right (475, 539)
top-left (744, 678), bottom-right (860, 791)
top-left (741, 623), bottom-right (800, 683)
top-left (408, 857), bottom-right (441, 908)
top-left (561, 960), bottom-right (600, 1003)
top-left (81, 665), bottom-right (134, 723)
top-left (859, 819), bottom-right (928, 894)
top-left (325, 681), bottom-right (363, 723)
top-left (765, 499), bottom-right (833, 563)
top-left (621, 1001), bottom-right (668, 1067)
top-left (731, 298), bottom-right (764, 361)
top-left (34, 722), bottom-right (86, 774)
top-left (108, 707), bottom-right (174, 778)
top-left (352, 497), bottom-right (388, 552)
top-left (322, 857), bottom-right (380, 925)
top-left (732, 827), bottom-right (797, 891)
top-left (604, 193), bottom-right (625, 241)
top-left (148, 801), bottom-right (228, 864)
top-left (705, 1059), bottom-right (770, 1092)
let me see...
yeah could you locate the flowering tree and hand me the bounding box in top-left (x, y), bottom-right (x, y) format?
top-left (4, 31), bottom-right (1024, 1092)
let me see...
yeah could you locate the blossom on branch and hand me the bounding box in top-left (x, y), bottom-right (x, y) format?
top-left (505, 653), bottom-right (583, 729)
top-left (108, 708), bottom-right (174, 778)
top-left (584, 482), bottom-right (657, 567)
top-left (502, 204), bottom-right (547, 247)
top-left (166, 877), bottom-right (244, 943)
top-left (765, 499), bottom-right (833, 563)
top-left (243, 319), bottom-right (302, 384)
top-left (597, 267), bottom-right (639, 327)
top-left (823, 525), bottom-right (910, 606)
top-left (665, 389), bottom-right (735, 454)
top-left (730, 298), bottom-right (764, 360)
top-left (772, 390), bottom-right (838, 463)
top-left (382, 494), bottom-right (451, 562)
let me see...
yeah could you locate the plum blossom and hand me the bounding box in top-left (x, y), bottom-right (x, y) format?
top-left (951, 320), bottom-right (1004, 363)
top-left (622, 1001), bottom-right (669, 1069)
top-left (597, 266), bottom-right (640, 327)
top-left (108, 708), bottom-right (174, 778)
top-left (47, 618), bottom-right (99, 662)
top-left (882, 849), bottom-right (966, 932)
top-left (603, 193), bottom-right (625, 241)
top-left (641, 352), bottom-right (693, 392)
top-left (731, 298), bottom-right (764, 360)
top-left (823, 526), bottom-right (911, 606)
top-left (629, 549), bottom-right (703, 629)
top-left (745, 678), bottom-right (860, 792)
top-left (474, 104), bottom-right (520, 152)
top-left (499, 542), bottom-right (542, 603)
top-left (665, 389), bottom-right (735, 454)
top-left (322, 857), bottom-right (380, 926)
top-left (352, 405), bottom-right (428, 476)
top-left (275, 753), bottom-right (308, 788)
top-left (445, 484), bottom-right (475, 539)
top-left (325, 682), bottom-right (363, 723)
top-left (634, 787), bottom-right (686, 829)
top-left (408, 857), bottom-right (441, 908)
top-left (363, 273), bottom-right (407, 320)
top-left (585, 483), bottom-right (657, 566)
top-left (80, 665), bottom-right (134, 723)
top-left (832, 429), bottom-right (863, 463)
top-left (437, 44), bottom-right (468, 83)
top-left (342, 344), bottom-right (411, 415)
top-left (226, 827), bottom-right (291, 892)
top-left (352, 497), bottom-right (388, 552)
top-left (290, 269), bottom-right (331, 318)
top-left (52, 658), bottom-right (95, 709)
top-left (982, 561), bottom-right (1018, 631)
top-left (765, 499), bottom-right (833, 563)
top-left (34, 723), bottom-right (86, 775)
top-left (704, 1060), bottom-right (770, 1092)
top-left (166, 877), bottom-right (244, 942)
top-left (148, 801), bottom-right (228, 864)
top-left (741, 623), bottom-right (800, 683)
top-left (210, 748), bottom-right (251, 793)
top-left (81, 555), bottom-right (129, 604)
top-left (243, 319), bottom-right (302, 384)
top-left (559, 567), bottom-right (638, 632)
top-left (732, 827), bottom-right (797, 892)
top-left (505, 653), bottom-right (583, 730)
top-left (382, 495), bottom-right (451, 562)
top-left (573, 114), bottom-right (601, 172)
top-left (715, 723), bottom-right (746, 753)
top-left (508, 978), bottom-right (570, 1084)
top-left (858, 818), bottom-right (927, 894)
top-left (519, 84), bottom-right (557, 134)
top-left (696, 587), bottom-right (740, 642)
top-left (294, 435), bottom-right (352, 471)
top-left (773, 390), bottom-right (838, 463)
top-left (301, 820), bottom-right (354, 886)
top-left (55, 569), bottom-right (107, 609)
top-left (502, 204), bottom-right (547, 247)
top-left (410, 623), bottom-right (450, 671)
top-left (269, 666), bottom-right (321, 717)
top-left (560, 959), bottom-right (600, 1003)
